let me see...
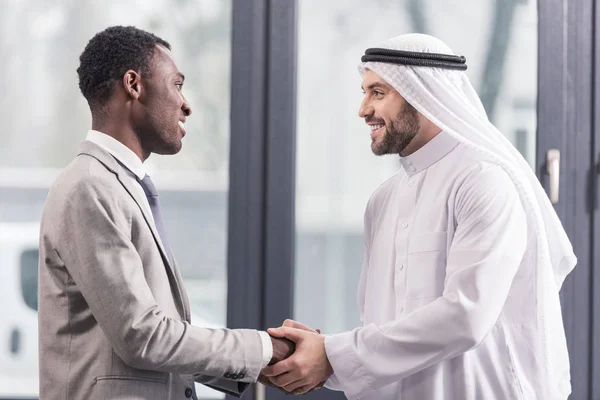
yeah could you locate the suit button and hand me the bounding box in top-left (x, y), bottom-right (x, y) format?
top-left (185, 387), bottom-right (193, 398)
top-left (231, 374), bottom-right (239, 379)
top-left (224, 373), bottom-right (232, 378)
top-left (238, 373), bottom-right (245, 379)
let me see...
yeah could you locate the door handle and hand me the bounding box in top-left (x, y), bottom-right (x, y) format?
top-left (256, 382), bottom-right (265, 400)
top-left (547, 149), bottom-right (560, 204)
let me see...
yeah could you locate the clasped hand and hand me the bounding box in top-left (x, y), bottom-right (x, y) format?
top-left (260, 320), bottom-right (332, 395)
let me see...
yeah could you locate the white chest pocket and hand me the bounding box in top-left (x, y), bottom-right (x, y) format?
top-left (406, 232), bottom-right (447, 298)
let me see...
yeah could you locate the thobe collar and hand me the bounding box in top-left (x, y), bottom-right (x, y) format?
top-left (399, 130), bottom-right (460, 176)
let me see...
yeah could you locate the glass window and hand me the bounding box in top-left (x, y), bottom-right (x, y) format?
top-left (0, 1), bottom-right (231, 399)
top-left (294, 0), bottom-right (538, 335)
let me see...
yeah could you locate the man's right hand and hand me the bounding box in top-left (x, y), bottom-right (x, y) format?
top-left (267, 319), bottom-right (321, 365)
top-left (263, 320), bottom-right (325, 394)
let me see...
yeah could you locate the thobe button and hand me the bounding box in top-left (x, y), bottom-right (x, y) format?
top-left (185, 387), bottom-right (193, 398)
top-left (399, 264), bottom-right (404, 271)
top-left (399, 306), bottom-right (404, 313)
top-left (408, 180), bottom-right (414, 187)
top-left (401, 222), bottom-right (408, 229)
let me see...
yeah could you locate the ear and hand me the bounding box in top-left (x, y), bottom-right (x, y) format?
top-left (123, 70), bottom-right (142, 100)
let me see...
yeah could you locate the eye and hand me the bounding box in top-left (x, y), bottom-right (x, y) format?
top-left (175, 83), bottom-right (183, 91)
top-left (373, 90), bottom-right (384, 97)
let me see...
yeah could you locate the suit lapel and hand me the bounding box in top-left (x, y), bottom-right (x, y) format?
top-left (77, 141), bottom-right (188, 320)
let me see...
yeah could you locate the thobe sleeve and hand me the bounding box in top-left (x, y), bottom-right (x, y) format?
top-left (357, 195), bottom-right (373, 325)
top-left (323, 164), bottom-right (528, 399)
top-left (324, 196), bottom-right (374, 391)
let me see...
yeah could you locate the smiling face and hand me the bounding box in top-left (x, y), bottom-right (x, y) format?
top-left (358, 69), bottom-right (420, 156)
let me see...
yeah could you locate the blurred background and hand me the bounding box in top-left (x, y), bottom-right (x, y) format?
top-left (1, 0), bottom-right (596, 399)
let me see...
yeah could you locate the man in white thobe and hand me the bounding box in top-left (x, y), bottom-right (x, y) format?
top-left (262, 34), bottom-right (576, 400)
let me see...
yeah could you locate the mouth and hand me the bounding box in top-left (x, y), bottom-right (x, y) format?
top-left (178, 120), bottom-right (186, 137)
top-left (368, 123), bottom-right (385, 139)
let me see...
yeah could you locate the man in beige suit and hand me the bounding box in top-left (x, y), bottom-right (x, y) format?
top-left (38, 26), bottom-right (292, 400)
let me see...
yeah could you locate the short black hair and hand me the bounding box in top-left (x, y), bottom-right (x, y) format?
top-left (77, 26), bottom-right (171, 110)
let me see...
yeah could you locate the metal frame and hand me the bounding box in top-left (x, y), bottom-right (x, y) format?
top-left (227, 0), bottom-right (268, 331)
top-left (227, 0), bottom-right (298, 399)
top-left (263, 2), bottom-right (302, 399)
top-left (263, 0), bottom-right (298, 332)
top-left (227, 1), bottom-right (269, 399)
top-left (537, 0), bottom-right (594, 398)
top-left (591, 0), bottom-right (600, 396)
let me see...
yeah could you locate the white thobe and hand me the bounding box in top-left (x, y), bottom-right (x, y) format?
top-left (323, 131), bottom-right (570, 400)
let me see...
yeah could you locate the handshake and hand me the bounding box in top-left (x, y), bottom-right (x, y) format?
top-left (259, 319), bottom-right (333, 395)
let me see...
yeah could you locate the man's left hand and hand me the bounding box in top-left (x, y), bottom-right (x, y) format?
top-left (261, 327), bottom-right (333, 394)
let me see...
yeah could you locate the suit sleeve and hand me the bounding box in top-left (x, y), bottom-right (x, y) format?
top-left (194, 331), bottom-right (272, 395)
top-left (55, 177), bottom-right (264, 382)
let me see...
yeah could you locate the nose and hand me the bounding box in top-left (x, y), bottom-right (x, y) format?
top-left (358, 98), bottom-right (373, 119)
top-left (182, 97), bottom-right (192, 117)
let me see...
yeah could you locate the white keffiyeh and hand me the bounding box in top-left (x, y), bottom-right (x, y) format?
top-left (359, 33), bottom-right (576, 290)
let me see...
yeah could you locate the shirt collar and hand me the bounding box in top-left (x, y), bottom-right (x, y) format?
top-left (399, 130), bottom-right (460, 176)
top-left (85, 130), bottom-right (146, 180)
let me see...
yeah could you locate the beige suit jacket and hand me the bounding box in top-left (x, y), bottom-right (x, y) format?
top-left (38, 141), bottom-right (264, 399)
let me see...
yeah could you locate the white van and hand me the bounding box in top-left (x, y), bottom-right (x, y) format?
top-left (0, 222), bottom-right (225, 400)
top-left (0, 222), bottom-right (39, 399)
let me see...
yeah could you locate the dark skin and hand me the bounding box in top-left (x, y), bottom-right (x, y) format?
top-left (91, 45), bottom-right (191, 161)
top-left (90, 43), bottom-right (294, 365)
top-left (270, 337), bottom-right (296, 365)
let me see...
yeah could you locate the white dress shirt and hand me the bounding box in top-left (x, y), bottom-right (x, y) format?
top-left (323, 131), bottom-right (569, 399)
top-left (85, 130), bottom-right (273, 369)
